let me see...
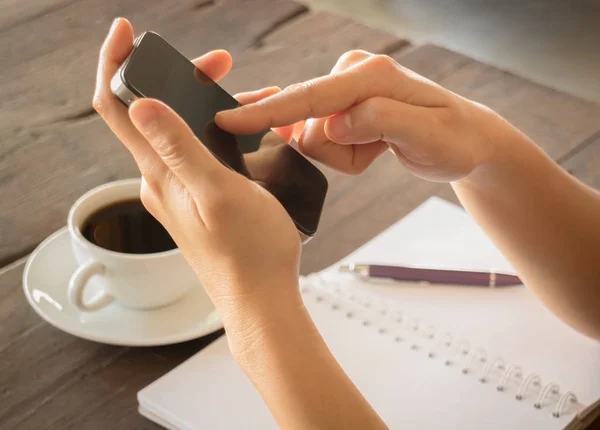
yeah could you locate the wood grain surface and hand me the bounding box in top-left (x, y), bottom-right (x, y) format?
top-left (0, 1), bottom-right (406, 267)
top-left (1, 0), bottom-right (599, 428)
top-left (0, 2), bottom-right (409, 428)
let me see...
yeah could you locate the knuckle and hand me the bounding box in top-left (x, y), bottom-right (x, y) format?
top-left (137, 156), bottom-right (161, 182)
top-left (139, 184), bottom-right (162, 215)
top-left (152, 135), bottom-right (187, 171)
top-left (92, 95), bottom-right (106, 117)
top-left (290, 80), bottom-right (319, 119)
top-left (139, 186), bottom-right (154, 207)
top-left (367, 54), bottom-right (399, 73)
top-left (284, 82), bottom-right (303, 94)
top-left (338, 49), bottom-right (370, 65)
top-left (286, 81), bottom-right (315, 98)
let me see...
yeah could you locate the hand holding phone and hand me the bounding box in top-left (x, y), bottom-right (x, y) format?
top-left (110, 31), bottom-right (328, 241)
top-left (93, 19), bottom-right (309, 312)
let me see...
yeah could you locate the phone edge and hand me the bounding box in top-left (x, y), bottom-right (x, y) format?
top-left (110, 33), bottom-right (148, 106)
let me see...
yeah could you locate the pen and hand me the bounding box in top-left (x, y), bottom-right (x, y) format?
top-left (339, 263), bottom-right (522, 287)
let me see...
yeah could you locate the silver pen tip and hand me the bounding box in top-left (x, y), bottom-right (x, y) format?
top-left (338, 264), bottom-right (368, 273)
top-left (338, 264), bottom-right (352, 273)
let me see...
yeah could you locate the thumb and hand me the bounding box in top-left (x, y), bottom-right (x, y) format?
top-left (129, 98), bottom-right (228, 193)
top-left (324, 97), bottom-right (425, 146)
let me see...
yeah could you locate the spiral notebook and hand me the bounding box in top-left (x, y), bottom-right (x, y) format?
top-left (138, 197), bottom-right (600, 429)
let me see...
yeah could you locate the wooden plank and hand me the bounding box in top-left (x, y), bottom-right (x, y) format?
top-left (0, 0), bottom-right (78, 33)
top-left (0, 0), bottom-right (306, 133)
top-left (0, 9), bottom-right (408, 266)
top-left (0, 0), bottom-right (307, 264)
top-left (393, 44), bottom-right (474, 82)
top-left (409, 46), bottom-right (600, 161)
top-left (0, 258), bottom-right (44, 347)
top-left (0, 262), bottom-right (222, 430)
top-left (221, 11), bottom-right (409, 92)
top-left (561, 135), bottom-right (600, 189)
top-left (0, 119), bottom-right (139, 266)
top-left (0, 261), bottom-right (119, 427)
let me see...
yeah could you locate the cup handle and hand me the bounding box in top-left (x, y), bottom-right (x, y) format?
top-left (68, 261), bottom-right (114, 311)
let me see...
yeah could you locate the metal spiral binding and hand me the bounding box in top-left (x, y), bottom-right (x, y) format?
top-left (479, 357), bottom-right (505, 383)
top-left (553, 392), bottom-right (578, 418)
top-left (461, 348), bottom-right (488, 374)
top-left (301, 275), bottom-right (582, 420)
top-left (534, 383), bottom-right (560, 409)
top-left (444, 340), bottom-right (470, 366)
top-left (411, 325), bottom-right (436, 351)
top-left (497, 365), bottom-right (522, 391)
top-left (516, 373), bottom-right (541, 400)
top-left (428, 332), bottom-right (453, 358)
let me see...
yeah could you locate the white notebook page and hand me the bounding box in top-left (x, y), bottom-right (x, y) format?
top-left (332, 198), bottom-right (600, 406)
top-left (138, 278), bottom-right (589, 429)
top-left (138, 197), bottom-right (600, 429)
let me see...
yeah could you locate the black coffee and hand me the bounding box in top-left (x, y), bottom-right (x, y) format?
top-left (81, 199), bottom-right (176, 254)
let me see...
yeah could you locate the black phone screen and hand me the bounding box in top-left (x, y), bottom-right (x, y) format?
top-left (121, 32), bottom-right (327, 236)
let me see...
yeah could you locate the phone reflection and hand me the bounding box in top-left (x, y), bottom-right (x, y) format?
top-left (201, 122), bottom-right (327, 234)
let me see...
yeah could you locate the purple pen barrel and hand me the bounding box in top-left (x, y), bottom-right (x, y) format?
top-left (365, 265), bottom-right (522, 287)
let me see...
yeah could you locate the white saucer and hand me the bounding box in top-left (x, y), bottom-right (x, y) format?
top-left (23, 227), bottom-right (223, 346)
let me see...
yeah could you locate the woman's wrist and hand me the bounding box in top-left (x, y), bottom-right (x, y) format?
top-left (210, 277), bottom-right (307, 359)
top-left (225, 292), bottom-right (315, 373)
top-left (456, 106), bottom-right (536, 189)
top-left (216, 278), bottom-right (388, 429)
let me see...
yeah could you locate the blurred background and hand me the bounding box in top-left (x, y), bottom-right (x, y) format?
top-left (302, 0), bottom-right (600, 103)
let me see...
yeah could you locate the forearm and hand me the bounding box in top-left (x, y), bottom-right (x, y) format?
top-left (218, 286), bottom-right (387, 430)
top-left (452, 120), bottom-right (600, 339)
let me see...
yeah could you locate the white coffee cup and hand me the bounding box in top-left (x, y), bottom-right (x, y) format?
top-left (67, 178), bottom-right (198, 312)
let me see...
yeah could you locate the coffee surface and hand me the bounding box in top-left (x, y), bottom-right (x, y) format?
top-left (81, 199), bottom-right (176, 254)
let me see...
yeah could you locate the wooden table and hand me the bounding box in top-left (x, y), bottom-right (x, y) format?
top-left (1, 1), bottom-right (599, 428)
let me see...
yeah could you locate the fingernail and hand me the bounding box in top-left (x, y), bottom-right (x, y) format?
top-left (130, 103), bottom-right (158, 133)
top-left (215, 109), bottom-right (240, 125)
top-left (217, 108), bottom-right (240, 118)
top-left (108, 18), bottom-right (121, 38)
top-left (326, 112), bottom-right (352, 140)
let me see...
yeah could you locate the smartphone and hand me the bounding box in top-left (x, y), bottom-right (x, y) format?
top-left (111, 32), bottom-right (328, 243)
